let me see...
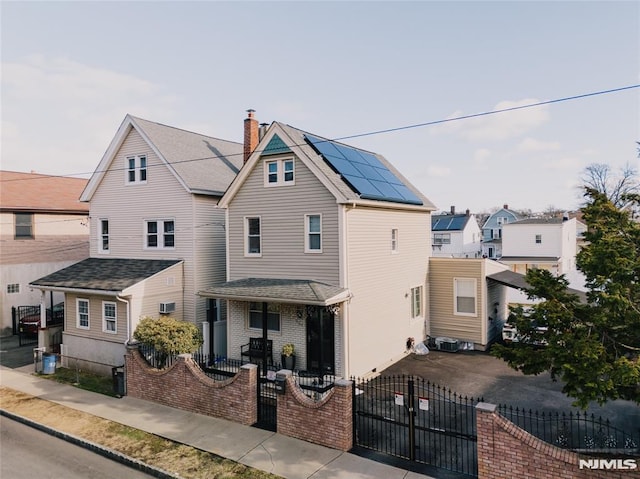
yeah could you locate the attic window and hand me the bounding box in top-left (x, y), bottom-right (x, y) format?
top-left (264, 159), bottom-right (294, 186)
top-left (126, 155), bottom-right (147, 184)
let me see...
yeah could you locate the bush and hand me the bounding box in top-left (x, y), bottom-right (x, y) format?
top-left (133, 316), bottom-right (203, 368)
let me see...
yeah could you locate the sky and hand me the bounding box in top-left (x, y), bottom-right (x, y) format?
top-left (2, 1), bottom-right (639, 213)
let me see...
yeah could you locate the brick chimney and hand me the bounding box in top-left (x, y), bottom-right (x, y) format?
top-left (450, 205), bottom-right (456, 215)
top-left (503, 204), bottom-right (509, 210)
top-left (244, 109), bottom-right (259, 163)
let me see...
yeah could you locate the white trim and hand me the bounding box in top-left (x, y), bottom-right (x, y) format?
top-left (391, 228), bottom-right (399, 253)
top-left (98, 218), bottom-right (110, 254)
top-left (76, 298), bottom-right (90, 330)
top-left (143, 218), bottom-right (176, 250)
top-left (244, 216), bottom-right (262, 257)
top-left (124, 154), bottom-right (148, 185)
top-left (264, 157), bottom-right (296, 187)
top-left (411, 285), bottom-right (423, 319)
top-left (247, 302), bottom-right (281, 332)
top-left (304, 213), bottom-right (322, 253)
top-left (102, 300), bottom-right (117, 334)
top-left (454, 277), bottom-right (477, 317)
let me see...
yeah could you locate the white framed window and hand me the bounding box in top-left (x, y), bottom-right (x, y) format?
top-left (411, 285), bottom-right (423, 318)
top-left (99, 219), bottom-right (109, 253)
top-left (305, 214), bottom-right (322, 253)
top-left (15, 213), bottom-right (33, 239)
top-left (248, 302), bottom-right (281, 331)
top-left (535, 234), bottom-right (542, 244)
top-left (497, 216), bottom-right (508, 226)
top-left (145, 219), bottom-right (175, 249)
top-left (492, 228), bottom-right (501, 239)
top-left (264, 158), bottom-right (295, 186)
top-left (454, 278), bottom-right (477, 316)
top-left (391, 229), bottom-right (398, 253)
top-left (433, 233), bottom-right (451, 245)
top-left (245, 217), bottom-right (261, 256)
top-left (77, 298), bottom-right (90, 329)
top-left (102, 301), bottom-right (117, 333)
top-left (7, 283), bottom-right (20, 294)
top-left (126, 155), bottom-right (147, 184)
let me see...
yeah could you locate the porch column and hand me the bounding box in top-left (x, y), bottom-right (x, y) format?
top-left (39, 290), bottom-right (47, 328)
top-left (262, 301), bottom-right (268, 366)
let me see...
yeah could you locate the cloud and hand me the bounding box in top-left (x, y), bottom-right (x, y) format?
top-left (542, 156), bottom-right (582, 170)
top-left (1, 55), bottom-right (179, 175)
top-left (473, 148), bottom-right (491, 170)
top-left (431, 99), bottom-right (550, 142)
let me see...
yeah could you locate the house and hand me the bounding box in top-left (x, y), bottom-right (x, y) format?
top-left (499, 216), bottom-right (582, 305)
top-left (0, 171), bottom-right (89, 335)
top-left (431, 207), bottom-right (482, 258)
top-left (199, 113), bottom-right (436, 379)
top-left (30, 115), bottom-right (243, 373)
top-left (428, 257), bottom-right (510, 350)
top-left (480, 204), bottom-right (521, 259)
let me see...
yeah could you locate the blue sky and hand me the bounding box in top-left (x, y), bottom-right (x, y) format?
top-left (2, 1), bottom-right (638, 212)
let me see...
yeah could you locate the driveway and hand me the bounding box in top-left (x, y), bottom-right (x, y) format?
top-left (382, 349), bottom-right (640, 436)
top-left (0, 335), bottom-right (36, 370)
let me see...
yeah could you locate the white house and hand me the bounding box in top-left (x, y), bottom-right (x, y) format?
top-left (431, 208), bottom-right (482, 258)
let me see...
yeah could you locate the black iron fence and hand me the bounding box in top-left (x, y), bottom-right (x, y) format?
top-left (497, 405), bottom-right (640, 455)
top-left (352, 374), bottom-right (483, 477)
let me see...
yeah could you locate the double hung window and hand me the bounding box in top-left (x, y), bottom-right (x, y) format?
top-left (145, 220), bottom-right (175, 249)
top-left (126, 155), bottom-right (147, 184)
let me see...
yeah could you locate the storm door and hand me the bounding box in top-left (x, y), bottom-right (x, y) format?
top-left (306, 306), bottom-right (335, 374)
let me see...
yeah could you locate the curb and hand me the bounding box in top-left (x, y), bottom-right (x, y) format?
top-left (0, 408), bottom-right (182, 479)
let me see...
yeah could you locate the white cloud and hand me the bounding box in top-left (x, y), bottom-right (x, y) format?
top-left (473, 148), bottom-right (491, 170)
top-left (431, 99), bottom-right (550, 142)
top-left (542, 156), bottom-right (581, 170)
top-left (1, 56), bottom-right (179, 175)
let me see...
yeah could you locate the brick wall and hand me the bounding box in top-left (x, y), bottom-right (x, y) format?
top-left (476, 403), bottom-right (639, 479)
top-left (125, 344), bottom-right (257, 425)
top-left (276, 372), bottom-right (353, 451)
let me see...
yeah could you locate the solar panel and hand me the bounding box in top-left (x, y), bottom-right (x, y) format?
top-left (304, 134), bottom-right (423, 205)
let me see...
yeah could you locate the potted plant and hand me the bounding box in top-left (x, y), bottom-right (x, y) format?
top-left (281, 343), bottom-right (296, 370)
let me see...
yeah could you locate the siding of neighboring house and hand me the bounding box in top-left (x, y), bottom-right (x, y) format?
top-left (227, 154), bottom-right (340, 285)
top-left (87, 128), bottom-right (204, 324)
top-left (429, 258), bottom-right (508, 348)
top-left (1, 171), bottom-right (89, 333)
top-left (345, 206), bottom-right (430, 377)
top-left (64, 292), bottom-right (128, 347)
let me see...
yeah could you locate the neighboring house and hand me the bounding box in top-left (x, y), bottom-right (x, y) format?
top-left (500, 217), bottom-right (577, 276)
top-left (30, 115), bottom-right (243, 373)
top-left (199, 115), bottom-right (436, 379)
top-left (500, 216), bottom-right (582, 305)
top-left (428, 257), bottom-right (509, 350)
top-left (480, 204), bottom-right (521, 259)
top-left (431, 207), bottom-right (482, 258)
top-left (0, 171), bottom-right (89, 335)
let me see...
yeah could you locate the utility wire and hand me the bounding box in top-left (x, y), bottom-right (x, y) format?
top-left (2, 84), bottom-right (638, 184)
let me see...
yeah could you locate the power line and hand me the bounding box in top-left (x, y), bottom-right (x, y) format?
top-left (2, 84), bottom-right (638, 184)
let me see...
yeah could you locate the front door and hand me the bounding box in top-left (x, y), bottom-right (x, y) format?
top-left (306, 306), bottom-right (335, 374)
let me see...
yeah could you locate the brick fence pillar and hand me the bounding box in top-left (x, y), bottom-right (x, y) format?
top-left (476, 402), bottom-right (497, 479)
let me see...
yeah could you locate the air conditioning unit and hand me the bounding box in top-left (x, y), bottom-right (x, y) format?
top-left (159, 302), bottom-right (176, 314)
top-left (434, 337), bottom-right (460, 353)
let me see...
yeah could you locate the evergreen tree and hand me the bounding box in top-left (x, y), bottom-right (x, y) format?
top-left (492, 188), bottom-right (640, 408)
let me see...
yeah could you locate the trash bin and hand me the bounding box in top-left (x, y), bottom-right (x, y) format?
top-left (42, 353), bottom-right (56, 375)
top-left (112, 366), bottom-right (125, 397)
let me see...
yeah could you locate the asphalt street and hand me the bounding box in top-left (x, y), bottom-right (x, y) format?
top-left (0, 417), bottom-right (156, 479)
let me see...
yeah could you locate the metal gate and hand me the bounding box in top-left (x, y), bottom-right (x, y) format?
top-left (353, 375), bottom-right (482, 478)
top-left (255, 365), bottom-right (278, 431)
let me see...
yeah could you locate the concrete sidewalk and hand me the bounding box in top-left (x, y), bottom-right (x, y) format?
top-left (0, 365), bottom-right (436, 479)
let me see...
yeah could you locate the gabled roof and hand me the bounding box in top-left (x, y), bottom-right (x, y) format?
top-left (199, 277), bottom-right (350, 306)
top-left (81, 115), bottom-right (243, 201)
top-left (0, 170), bottom-right (88, 213)
top-left (30, 258), bottom-right (182, 293)
top-left (506, 218), bottom-right (566, 225)
top-left (482, 207), bottom-right (521, 229)
top-left (221, 122), bottom-right (435, 210)
top-left (431, 213), bottom-right (473, 231)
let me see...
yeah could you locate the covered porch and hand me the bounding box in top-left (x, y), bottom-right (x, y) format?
top-left (199, 278), bottom-right (351, 377)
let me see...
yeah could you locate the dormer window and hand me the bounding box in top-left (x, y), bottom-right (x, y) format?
top-left (126, 155), bottom-right (147, 184)
top-left (264, 158), bottom-right (294, 186)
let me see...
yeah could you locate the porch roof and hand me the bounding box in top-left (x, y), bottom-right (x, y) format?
top-left (487, 270), bottom-right (588, 304)
top-left (199, 278), bottom-right (350, 306)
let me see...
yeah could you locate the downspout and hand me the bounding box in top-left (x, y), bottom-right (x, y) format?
top-left (116, 295), bottom-right (130, 345)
